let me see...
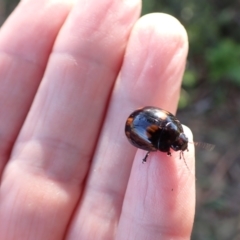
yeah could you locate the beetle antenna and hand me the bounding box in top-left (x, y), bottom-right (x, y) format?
top-left (142, 151), bottom-right (150, 163)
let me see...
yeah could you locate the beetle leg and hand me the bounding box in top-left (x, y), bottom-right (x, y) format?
top-left (167, 151), bottom-right (171, 156)
top-left (142, 151), bottom-right (150, 163)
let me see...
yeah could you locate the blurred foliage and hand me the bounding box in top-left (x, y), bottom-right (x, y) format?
top-left (142, 0), bottom-right (240, 109)
top-left (4, 0), bottom-right (19, 12)
top-left (0, 0), bottom-right (19, 22)
top-left (206, 39), bottom-right (240, 85)
top-left (1, 0), bottom-right (240, 239)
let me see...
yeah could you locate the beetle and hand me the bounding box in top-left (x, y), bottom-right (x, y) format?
top-left (125, 106), bottom-right (188, 163)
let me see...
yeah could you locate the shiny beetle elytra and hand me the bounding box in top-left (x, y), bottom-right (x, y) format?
top-left (125, 106), bottom-right (188, 163)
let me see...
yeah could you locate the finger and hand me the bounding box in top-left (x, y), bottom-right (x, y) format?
top-left (68, 13), bottom-right (189, 239)
top-left (0, 0), bottom-right (141, 239)
top-left (117, 126), bottom-right (195, 239)
top-left (0, 0), bottom-right (73, 173)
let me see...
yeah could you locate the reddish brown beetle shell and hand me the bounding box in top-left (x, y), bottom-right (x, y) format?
top-left (125, 106), bottom-right (188, 162)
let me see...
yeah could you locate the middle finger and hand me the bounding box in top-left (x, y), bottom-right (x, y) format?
top-left (68, 13), bottom-right (189, 239)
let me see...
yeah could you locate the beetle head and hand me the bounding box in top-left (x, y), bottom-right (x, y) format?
top-left (171, 133), bottom-right (188, 151)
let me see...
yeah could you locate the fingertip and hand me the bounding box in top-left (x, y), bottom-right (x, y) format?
top-left (182, 124), bottom-right (194, 142)
top-left (133, 12), bottom-right (188, 51)
top-left (122, 13), bottom-right (189, 113)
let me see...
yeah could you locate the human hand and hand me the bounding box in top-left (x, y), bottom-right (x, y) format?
top-left (0, 0), bottom-right (195, 239)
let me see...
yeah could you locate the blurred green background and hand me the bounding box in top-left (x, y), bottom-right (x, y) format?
top-left (1, 0), bottom-right (240, 239)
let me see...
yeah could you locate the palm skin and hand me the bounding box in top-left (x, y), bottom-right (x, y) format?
top-left (0, 0), bottom-right (195, 239)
